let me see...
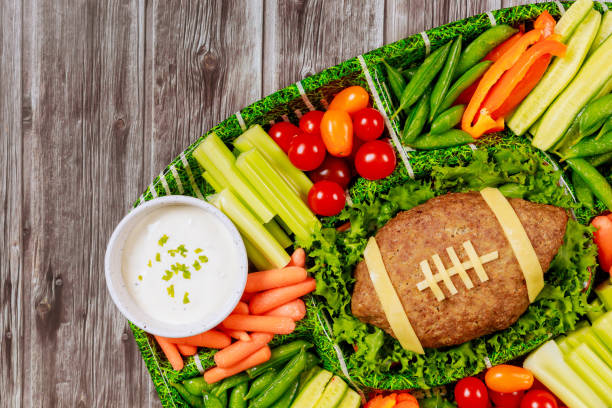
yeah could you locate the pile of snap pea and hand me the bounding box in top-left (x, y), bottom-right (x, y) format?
top-left (171, 340), bottom-right (320, 408)
top-left (385, 24), bottom-right (516, 150)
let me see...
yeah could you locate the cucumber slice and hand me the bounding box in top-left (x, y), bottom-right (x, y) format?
top-left (336, 390), bottom-right (361, 408)
top-left (313, 376), bottom-right (348, 408)
top-left (555, 0), bottom-right (593, 42)
top-left (290, 370), bottom-right (332, 408)
top-left (532, 34), bottom-right (612, 151)
top-left (590, 10), bottom-right (612, 55)
top-left (508, 9), bottom-right (601, 136)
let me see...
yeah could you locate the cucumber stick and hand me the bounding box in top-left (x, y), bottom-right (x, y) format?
top-left (532, 33), bottom-right (612, 151)
top-left (336, 390), bottom-right (360, 408)
top-left (508, 9), bottom-right (601, 136)
top-left (313, 376), bottom-right (348, 408)
top-left (590, 10), bottom-right (612, 55)
top-left (554, 0), bottom-right (593, 42)
top-left (290, 370), bottom-right (332, 408)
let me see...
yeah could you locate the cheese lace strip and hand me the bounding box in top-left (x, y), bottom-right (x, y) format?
top-left (446, 246), bottom-right (474, 289)
top-left (364, 237), bottom-right (424, 354)
top-left (432, 254), bottom-right (458, 295)
top-left (463, 241), bottom-right (490, 283)
top-left (480, 187), bottom-right (544, 302)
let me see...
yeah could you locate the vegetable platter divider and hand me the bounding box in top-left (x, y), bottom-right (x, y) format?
top-left (129, 2), bottom-right (611, 406)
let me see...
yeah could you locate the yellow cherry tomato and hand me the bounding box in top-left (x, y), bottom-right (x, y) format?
top-left (328, 86), bottom-right (370, 114)
top-left (485, 364), bottom-right (534, 393)
top-left (320, 109), bottom-right (353, 157)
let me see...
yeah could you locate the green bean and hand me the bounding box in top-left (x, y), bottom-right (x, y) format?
top-left (248, 350), bottom-right (307, 408)
top-left (270, 380), bottom-right (299, 408)
top-left (567, 158), bottom-right (612, 210)
top-left (246, 369), bottom-right (278, 399)
top-left (597, 116), bottom-right (612, 139)
top-left (402, 89), bottom-right (431, 144)
top-left (214, 373), bottom-right (250, 396)
top-left (572, 170), bottom-right (595, 209)
top-left (454, 25), bottom-right (517, 78)
top-left (430, 36), bottom-right (462, 121)
top-left (247, 341), bottom-right (312, 378)
top-left (401, 67), bottom-right (418, 80)
top-left (430, 105), bottom-right (465, 134)
top-left (229, 382), bottom-right (248, 408)
top-left (563, 132), bottom-right (612, 159)
top-left (303, 352), bottom-right (320, 371)
top-left (392, 41), bottom-right (452, 119)
top-left (409, 129), bottom-right (473, 150)
top-left (439, 60), bottom-right (492, 113)
top-left (382, 60), bottom-right (406, 103)
top-left (588, 151), bottom-right (612, 167)
top-left (203, 392), bottom-right (225, 408)
top-left (184, 377), bottom-right (215, 396)
top-left (498, 183), bottom-right (529, 198)
top-left (172, 382), bottom-right (204, 408)
top-left (579, 94), bottom-right (612, 138)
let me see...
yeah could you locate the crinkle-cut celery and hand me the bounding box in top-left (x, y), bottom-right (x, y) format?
top-left (595, 279), bottom-right (612, 310)
top-left (234, 125), bottom-right (313, 201)
top-left (555, 0), bottom-right (593, 42)
top-left (210, 189), bottom-right (289, 268)
top-left (243, 236), bottom-right (275, 271)
top-left (264, 219), bottom-right (293, 249)
top-left (566, 345), bottom-right (612, 406)
top-left (236, 148), bottom-right (320, 243)
top-left (564, 323), bottom-right (612, 367)
top-left (593, 311), bottom-right (612, 349)
top-left (523, 340), bottom-right (606, 408)
top-left (532, 34), bottom-right (612, 151)
top-left (194, 134), bottom-right (275, 224)
top-left (589, 10), bottom-right (612, 56)
top-left (508, 9), bottom-right (601, 136)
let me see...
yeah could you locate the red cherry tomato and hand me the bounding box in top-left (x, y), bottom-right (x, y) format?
top-left (268, 122), bottom-right (302, 153)
top-left (354, 139), bottom-right (396, 180)
top-left (490, 390), bottom-right (524, 408)
top-left (455, 377), bottom-right (489, 408)
top-left (299, 110), bottom-right (325, 136)
top-left (287, 133), bottom-right (326, 171)
top-left (309, 156), bottom-right (352, 189)
top-left (320, 109), bottom-right (353, 157)
top-left (520, 390), bottom-right (558, 408)
top-left (308, 181), bottom-right (346, 217)
top-left (352, 108), bottom-right (385, 141)
top-left (329, 86), bottom-right (370, 113)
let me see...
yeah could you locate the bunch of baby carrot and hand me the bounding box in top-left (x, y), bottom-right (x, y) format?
top-left (154, 248), bottom-right (316, 385)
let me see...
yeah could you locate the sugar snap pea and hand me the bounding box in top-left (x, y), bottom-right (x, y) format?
top-left (430, 36), bottom-right (462, 121)
top-left (215, 373), bottom-right (250, 396)
top-left (245, 369), bottom-right (278, 399)
top-left (454, 24), bottom-right (517, 78)
top-left (203, 392), bottom-right (225, 408)
top-left (402, 89), bottom-right (431, 144)
top-left (409, 129), bottom-right (473, 150)
top-left (439, 60), bottom-right (492, 113)
top-left (298, 366), bottom-right (319, 392)
top-left (248, 350), bottom-right (307, 408)
top-left (212, 385), bottom-right (228, 408)
top-left (597, 116), bottom-right (612, 139)
top-left (392, 41), bottom-right (452, 119)
top-left (247, 341), bottom-right (312, 378)
top-left (172, 382), bottom-right (204, 408)
top-left (401, 67), bottom-right (418, 80)
top-left (567, 158), bottom-right (612, 210)
top-left (270, 380), bottom-right (299, 408)
top-left (589, 151), bottom-right (612, 167)
top-left (579, 94), bottom-right (612, 138)
top-left (303, 352), bottom-right (319, 371)
top-left (430, 105), bottom-right (465, 134)
top-left (572, 170), bottom-right (595, 209)
top-left (383, 60), bottom-right (406, 103)
top-left (229, 382), bottom-right (248, 408)
top-left (184, 377), bottom-right (215, 396)
top-left (563, 132), bottom-right (612, 159)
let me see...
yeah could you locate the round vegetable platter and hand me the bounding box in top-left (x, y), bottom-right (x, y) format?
top-left (124, 2), bottom-right (612, 407)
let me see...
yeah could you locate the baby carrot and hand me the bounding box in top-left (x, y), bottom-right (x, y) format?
top-left (176, 343), bottom-right (198, 356)
top-left (221, 315), bottom-right (295, 335)
top-left (287, 248), bottom-right (306, 267)
top-left (249, 278), bottom-right (316, 315)
top-left (214, 333), bottom-right (274, 368)
top-left (154, 335), bottom-right (184, 371)
top-left (241, 292), bottom-right (255, 302)
top-left (204, 346), bottom-right (271, 384)
top-left (166, 330), bottom-right (231, 349)
top-left (233, 301), bottom-right (250, 315)
top-left (263, 299), bottom-right (307, 321)
top-left (219, 327), bottom-right (251, 342)
top-left (245, 267), bottom-right (308, 293)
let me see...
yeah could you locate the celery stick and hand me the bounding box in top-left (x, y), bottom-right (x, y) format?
top-left (595, 279), bottom-right (612, 310)
top-left (566, 347), bottom-right (612, 406)
top-left (587, 298), bottom-right (606, 323)
top-left (203, 171), bottom-right (224, 192)
top-left (234, 125), bottom-right (313, 201)
top-left (194, 134), bottom-right (275, 223)
top-left (212, 189), bottom-right (289, 268)
top-left (574, 343), bottom-right (612, 389)
top-left (524, 340), bottom-right (605, 408)
top-left (554, 0), bottom-right (593, 42)
top-left (581, 330), bottom-right (612, 368)
top-left (236, 149), bottom-right (320, 243)
top-left (508, 9), bottom-right (601, 136)
top-left (265, 219), bottom-right (292, 249)
top-left (593, 311), bottom-right (612, 349)
top-left (557, 335), bottom-right (573, 355)
top-left (532, 34), bottom-right (612, 151)
top-left (243, 237), bottom-right (275, 271)
top-left (589, 10), bottom-right (612, 55)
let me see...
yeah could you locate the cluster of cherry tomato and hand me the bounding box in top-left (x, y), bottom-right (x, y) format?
top-left (455, 365), bottom-right (563, 408)
top-left (268, 86), bottom-right (397, 217)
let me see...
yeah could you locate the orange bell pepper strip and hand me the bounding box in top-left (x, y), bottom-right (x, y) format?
top-left (484, 32), bottom-right (524, 62)
top-left (367, 394), bottom-right (398, 408)
top-left (533, 10), bottom-right (556, 39)
top-left (592, 214), bottom-right (612, 274)
top-left (396, 393), bottom-right (419, 408)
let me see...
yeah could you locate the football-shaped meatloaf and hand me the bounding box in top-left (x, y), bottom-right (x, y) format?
top-left (351, 192), bottom-right (568, 349)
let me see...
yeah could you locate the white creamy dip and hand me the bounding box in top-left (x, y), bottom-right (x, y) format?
top-left (122, 204), bottom-right (240, 325)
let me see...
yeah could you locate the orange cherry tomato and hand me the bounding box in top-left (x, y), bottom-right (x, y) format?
top-left (320, 109), bottom-right (353, 157)
top-left (328, 86), bottom-right (370, 114)
top-left (485, 365), bottom-right (534, 393)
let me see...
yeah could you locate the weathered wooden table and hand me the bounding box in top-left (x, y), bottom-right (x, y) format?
top-left (1, 1), bottom-right (535, 406)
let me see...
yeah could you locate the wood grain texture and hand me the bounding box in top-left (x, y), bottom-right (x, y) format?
top-left (0, 1), bottom-right (535, 406)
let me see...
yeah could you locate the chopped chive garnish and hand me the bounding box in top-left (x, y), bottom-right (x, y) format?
top-left (193, 260), bottom-right (201, 271)
top-left (183, 292), bottom-right (190, 304)
top-left (162, 270), bottom-right (173, 281)
top-left (177, 244), bottom-right (188, 257)
top-left (199, 255), bottom-right (208, 263)
top-left (158, 234), bottom-right (169, 246)
top-left (183, 270), bottom-right (191, 279)
top-left (167, 285), bottom-right (174, 298)
top-left (138, 275), bottom-right (143, 281)
top-left (194, 248), bottom-right (203, 254)
top-left (147, 260), bottom-right (152, 267)
top-left (155, 252), bottom-right (161, 262)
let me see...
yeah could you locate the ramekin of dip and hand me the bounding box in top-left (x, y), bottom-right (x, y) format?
top-left (105, 195), bottom-right (247, 338)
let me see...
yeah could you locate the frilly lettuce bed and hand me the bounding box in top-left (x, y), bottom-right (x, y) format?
top-left (297, 141), bottom-right (597, 390)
